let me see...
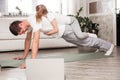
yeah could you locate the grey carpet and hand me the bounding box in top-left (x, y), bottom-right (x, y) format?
top-left (0, 52), bottom-right (110, 68)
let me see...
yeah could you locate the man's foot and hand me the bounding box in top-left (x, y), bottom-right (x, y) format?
top-left (105, 44), bottom-right (114, 56)
top-left (95, 49), bottom-right (100, 53)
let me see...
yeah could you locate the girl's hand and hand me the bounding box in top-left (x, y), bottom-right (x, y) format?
top-left (44, 19), bottom-right (59, 36)
top-left (44, 31), bottom-right (52, 36)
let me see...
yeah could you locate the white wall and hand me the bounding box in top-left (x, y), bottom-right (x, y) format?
top-left (87, 0), bottom-right (116, 44)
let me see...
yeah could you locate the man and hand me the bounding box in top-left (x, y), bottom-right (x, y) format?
top-left (9, 4), bottom-right (114, 68)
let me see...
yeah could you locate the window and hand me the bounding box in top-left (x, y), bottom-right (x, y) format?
top-left (36, 0), bottom-right (62, 13)
top-left (8, 0), bottom-right (32, 13)
top-left (7, 0), bottom-right (65, 14)
top-left (89, 2), bottom-right (97, 14)
top-left (117, 0), bottom-right (120, 13)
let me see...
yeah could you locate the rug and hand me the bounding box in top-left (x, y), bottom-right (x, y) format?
top-left (40, 52), bottom-right (110, 62)
top-left (0, 52), bottom-right (110, 68)
top-left (0, 60), bottom-right (24, 68)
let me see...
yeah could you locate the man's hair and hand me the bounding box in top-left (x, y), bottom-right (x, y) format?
top-left (9, 21), bottom-right (22, 36)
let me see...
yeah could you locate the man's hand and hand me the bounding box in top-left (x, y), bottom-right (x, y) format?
top-left (13, 56), bottom-right (25, 60)
top-left (19, 63), bottom-right (26, 69)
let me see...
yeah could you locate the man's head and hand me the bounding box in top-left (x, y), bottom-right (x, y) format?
top-left (9, 21), bottom-right (28, 36)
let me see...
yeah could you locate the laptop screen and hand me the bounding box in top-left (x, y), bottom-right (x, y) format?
top-left (26, 58), bottom-right (64, 80)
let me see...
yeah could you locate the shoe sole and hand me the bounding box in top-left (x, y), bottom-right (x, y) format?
top-left (105, 44), bottom-right (114, 56)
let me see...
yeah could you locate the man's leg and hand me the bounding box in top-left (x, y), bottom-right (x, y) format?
top-left (70, 17), bottom-right (89, 39)
top-left (81, 37), bottom-right (114, 56)
top-left (62, 25), bottom-right (114, 56)
top-left (105, 44), bottom-right (114, 56)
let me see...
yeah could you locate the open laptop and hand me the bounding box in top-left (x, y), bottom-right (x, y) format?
top-left (26, 58), bottom-right (64, 80)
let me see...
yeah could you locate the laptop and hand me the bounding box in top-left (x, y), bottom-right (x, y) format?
top-left (26, 58), bottom-right (64, 80)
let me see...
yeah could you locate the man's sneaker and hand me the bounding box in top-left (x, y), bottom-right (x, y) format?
top-left (105, 44), bottom-right (114, 56)
top-left (95, 49), bottom-right (100, 53)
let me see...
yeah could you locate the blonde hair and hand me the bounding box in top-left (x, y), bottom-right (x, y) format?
top-left (36, 4), bottom-right (48, 23)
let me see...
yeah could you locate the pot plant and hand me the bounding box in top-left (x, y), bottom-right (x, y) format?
top-left (68, 7), bottom-right (99, 35)
top-left (16, 6), bottom-right (22, 15)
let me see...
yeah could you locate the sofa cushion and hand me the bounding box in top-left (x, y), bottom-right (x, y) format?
top-left (0, 32), bottom-right (54, 40)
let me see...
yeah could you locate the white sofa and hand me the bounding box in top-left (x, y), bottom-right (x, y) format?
top-left (0, 15), bottom-right (76, 52)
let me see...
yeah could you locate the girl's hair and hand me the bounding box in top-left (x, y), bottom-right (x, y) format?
top-left (36, 4), bottom-right (48, 23)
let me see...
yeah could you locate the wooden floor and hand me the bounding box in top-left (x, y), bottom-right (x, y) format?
top-left (0, 46), bottom-right (120, 80)
top-left (65, 47), bottom-right (120, 80)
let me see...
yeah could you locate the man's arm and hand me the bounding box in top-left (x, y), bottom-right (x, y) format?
top-left (13, 30), bottom-right (32, 60)
top-left (31, 29), bottom-right (40, 59)
top-left (19, 30), bottom-right (40, 69)
top-left (22, 30), bottom-right (32, 59)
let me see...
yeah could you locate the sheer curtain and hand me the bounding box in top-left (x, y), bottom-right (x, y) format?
top-left (32, 0), bottom-right (62, 14)
top-left (7, 0), bottom-right (80, 15)
top-left (116, 0), bottom-right (120, 13)
top-left (7, 0), bottom-right (62, 14)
